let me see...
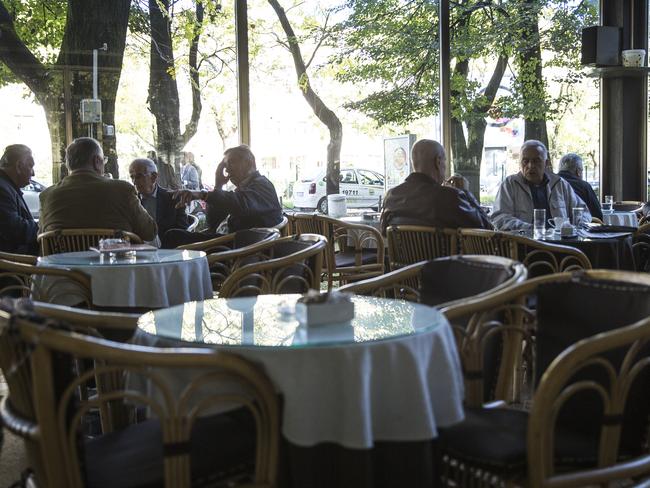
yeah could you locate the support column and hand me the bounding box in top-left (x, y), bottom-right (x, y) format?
top-left (439, 0), bottom-right (451, 177)
top-left (235, 0), bottom-right (251, 146)
top-left (600, 0), bottom-right (648, 201)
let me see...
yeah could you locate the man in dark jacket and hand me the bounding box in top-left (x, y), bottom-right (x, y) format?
top-left (165, 145), bottom-right (282, 247)
top-left (129, 158), bottom-right (189, 245)
top-left (380, 139), bottom-right (491, 233)
top-left (0, 144), bottom-right (38, 254)
top-left (557, 153), bottom-right (602, 221)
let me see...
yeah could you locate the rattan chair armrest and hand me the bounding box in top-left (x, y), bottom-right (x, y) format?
top-left (0, 397), bottom-right (39, 440)
top-left (176, 232), bottom-right (235, 251)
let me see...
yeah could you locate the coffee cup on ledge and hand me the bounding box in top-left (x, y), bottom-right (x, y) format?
top-left (622, 49), bottom-right (646, 67)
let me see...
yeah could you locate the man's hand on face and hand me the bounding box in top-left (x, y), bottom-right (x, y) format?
top-left (215, 161), bottom-right (229, 188)
top-left (172, 190), bottom-right (200, 209)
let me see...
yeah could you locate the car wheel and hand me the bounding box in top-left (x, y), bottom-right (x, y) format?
top-left (317, 197), bottom-right (328, 214)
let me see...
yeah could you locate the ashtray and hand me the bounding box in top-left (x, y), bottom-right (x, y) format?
top-left (295, 291), bottom-right (355, 326)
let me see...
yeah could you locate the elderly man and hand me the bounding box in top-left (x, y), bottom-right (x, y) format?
top-left (557, 153), bottom-right (603, 221)
top-left (129, 158), bottom-right (189, 243)
top-left (491, 140), bottom-right (591, 230)
top-left (39, 137), bottom-right (157, 241)
top-left (380, 139), bottom-right (491, 233)
top-left (0, 144), bottom-right (38, 254)
top-left (165, 144), bottom-right (282, 247)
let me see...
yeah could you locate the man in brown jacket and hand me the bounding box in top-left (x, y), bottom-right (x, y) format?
top-left (380, 139), bottom-right (491, 233)
top-left (39, 137), bottom-right (157, 241)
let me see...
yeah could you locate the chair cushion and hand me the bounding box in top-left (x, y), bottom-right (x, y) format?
top-left (83, 408), bottom-right (256, 488)
top-left (439, 407), bottom-right (598, 473)
top-left (419, 256), bottom-right (513, 307)
top-left (334, 250), bottom-right (378, 268)
top-left (536, 278), bottom-right (650, 455)
top-left (234, 229), bottom-right (274, 248)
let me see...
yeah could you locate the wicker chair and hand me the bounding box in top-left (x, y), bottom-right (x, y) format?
top-left (438, 270), bottom-right (650, 487)
top-left (440, 269), bottom-right (650, 408)
top-left (0, 259), bottom-right (92, 307)
top-left (2, 308), bottom-right (280, 488)
top-left (0, 300), bottom-right (140, 487)
top-left (293, 213), bottom-right (385, 289)
top-left (219, 234), bottom-right (327, 298)
top-left (336, 255), bottom-right (526, 307)
top-left (613, 200), bottom-right (644, 212)
top-left (38, 228), bottom-right (143, 256)
top-left (386, 225), bottom-right (458, 271)
top-left (186, 213), bottom-right (200, 232)
top-left (272, 215), bottom-right (289, 235)
top-left (458, 228), bottom-right (592, 277)
top-left (178, 229), bottom-right (281, 291)
top-left (0, 251), bottom-right (37, 265)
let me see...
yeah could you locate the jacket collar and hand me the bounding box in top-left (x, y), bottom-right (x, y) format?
top-left (513, 171), bottom-right (561, 188)
top-left (238, 170), bottom-right (261, 189)
top-left (0, 169), bottom-right (21, 193)
top-left (405, 172), bottom-right (440, 185)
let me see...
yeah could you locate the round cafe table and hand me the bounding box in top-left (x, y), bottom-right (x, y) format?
top-left (133, 294), bottom-right (464, 487)
top-left (36, 249), bottom-right (213, 308)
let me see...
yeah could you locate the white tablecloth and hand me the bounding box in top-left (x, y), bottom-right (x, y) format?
top-left (36, 250), bottom-right (213, 308)
top-left (603, 211), bottom-right (637, 227)
top-left (132, 299), bottom-right (464, 449)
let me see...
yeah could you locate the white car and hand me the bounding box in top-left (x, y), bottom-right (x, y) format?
top-left (22, 179), bottom-right (47, 219)
top-left (292, 168), bottom-right (385, 213)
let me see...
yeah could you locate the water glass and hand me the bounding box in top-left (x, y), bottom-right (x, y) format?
top-left (602, 195), bottom-right (613, 214)
top-left (572, 207), bottom-right (584, 227)
top-left (533, 208), bottom-right (546, 239)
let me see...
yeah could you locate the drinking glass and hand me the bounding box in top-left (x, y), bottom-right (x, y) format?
top-left (602, 195), bottom-right (613, 214)
top-left (533, 208), bottom-right (546, 239)
top-left (572, 206), bottom-right (584, 227)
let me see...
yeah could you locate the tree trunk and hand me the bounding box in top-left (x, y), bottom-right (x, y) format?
top-left (0, 0), bottom-right (131, 182)
top-left (451, 55), bottom-right (508, 199)
top-left (268, 0), bottom-right (342, 195)
top-left (148, 0), bottom-right (203, 190)
top-left (516, 0), bottom-right (548, 145)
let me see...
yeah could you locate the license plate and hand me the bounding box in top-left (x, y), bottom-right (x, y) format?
top-left (296, 192), bottom-right (304, 197)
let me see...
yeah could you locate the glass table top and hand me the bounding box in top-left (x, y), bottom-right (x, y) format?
top-left (512, 228), bottom-right (632, 243)
top-left (38, 249), bottom-right (206, 267)
top-left (138, 294), bottom-right (446, 348)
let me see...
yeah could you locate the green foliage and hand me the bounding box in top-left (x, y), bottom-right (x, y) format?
top-left (335, 0), bottom-right (597, 129)
top-left (0, 0), bottom-right (66, 86)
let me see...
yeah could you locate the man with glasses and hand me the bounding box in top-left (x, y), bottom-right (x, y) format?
top-left (39, 137), bottom-right (157, 241)
top-left (129, 157), bottom-right (189, 245)
top-left (491, 140), bottom-right (590, 230)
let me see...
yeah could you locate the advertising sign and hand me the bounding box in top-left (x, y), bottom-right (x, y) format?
top-left (383, 134), bottom-right (416, 192)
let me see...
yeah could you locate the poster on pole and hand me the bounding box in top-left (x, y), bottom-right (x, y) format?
top-left (383, 134), bottom-right (416, 192)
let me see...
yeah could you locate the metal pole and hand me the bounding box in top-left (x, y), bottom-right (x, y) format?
top-left (439, 0), bottom-right (452, 176)
top-left (93, 48), bottom-right (98, 99)
top-left (235, 0), bottom-right (251, 146)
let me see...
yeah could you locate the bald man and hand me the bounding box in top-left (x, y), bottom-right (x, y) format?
top-left (380, 139), bottom-right (491, 233)
top-left (491, 140), bottom-right (590, 231)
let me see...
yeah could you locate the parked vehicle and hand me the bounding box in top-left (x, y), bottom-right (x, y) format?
top-left (292, 168), bottom-right (385, 213)
top-left (22, 179), bottom-right (47, 219)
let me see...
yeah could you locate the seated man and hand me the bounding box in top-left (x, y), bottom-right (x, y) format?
top-left (557, 153), bottom-right (603, 221)
top-left (39, 137), bottom-right (157, 241)
top-left (165, 145), bottom-right (282, 247)
top-left (491, 140), bottom-right (591, 231)
top-left (380, 139), bottom-right (491, 233)
top-left (129, 158), bottom-right (189, 244)
top-left (0, 144), bottom-right (38, 254)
